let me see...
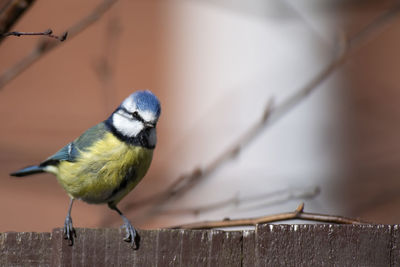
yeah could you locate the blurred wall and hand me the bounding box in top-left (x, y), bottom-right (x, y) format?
top-left (144, 0), bottom-right (341, 227)
top-left (1, 0), bottom-right (400, 233)
top-left (333, 1), bottom-right (400, 223)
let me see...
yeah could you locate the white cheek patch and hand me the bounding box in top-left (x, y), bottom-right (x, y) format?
top-left (112, 113), bottom-right (143, 137)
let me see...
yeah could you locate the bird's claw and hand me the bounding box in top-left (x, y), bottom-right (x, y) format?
top-left (121, 221), bottom-right (139, 249)
top-left (63, 215), bottom-right (76, 246)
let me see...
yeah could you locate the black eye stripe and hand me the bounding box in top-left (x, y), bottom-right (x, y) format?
top-left (120, 107), bottom-right (145, 123)
top-left (132, 111), bottom-right (145, 122)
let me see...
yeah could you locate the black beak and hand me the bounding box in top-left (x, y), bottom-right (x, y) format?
top-left (145, 122), bottom-right (155, 128)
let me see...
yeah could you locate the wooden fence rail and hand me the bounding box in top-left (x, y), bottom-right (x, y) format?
top-left (1, 224), bottom-right (399, 266)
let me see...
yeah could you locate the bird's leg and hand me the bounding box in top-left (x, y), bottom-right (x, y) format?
top-left (63, 198), bottom-right (76, 245)
top-left (108, 203), bottom-right (139, 249)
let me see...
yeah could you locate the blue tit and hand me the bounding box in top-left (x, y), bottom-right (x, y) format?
top-left (10, 90), bottom-right (161, 249)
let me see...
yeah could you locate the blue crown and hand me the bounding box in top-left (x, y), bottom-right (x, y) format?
top-left (132, 90), bottom-right (161, 117)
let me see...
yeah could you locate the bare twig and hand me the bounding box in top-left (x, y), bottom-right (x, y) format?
top-left (0, 0), bottom-right (118, 90)
top-left (0, 0), bottom-right (36, 44)
top-left (1, 28), bottom-right (67, 41)
top-left (122, 3), bottom-right (400, 218)
top-left (170, 203), bottom-right (370, 229)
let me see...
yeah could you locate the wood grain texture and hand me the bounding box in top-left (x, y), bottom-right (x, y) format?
top-left (256, 224), bottom-right (393, 266)
top-left (391, 224), bottom-right (400, 266)
top-left (132, 229), bottom-right (158, 266)
top-left (0, 231), bottom-right (52, 266)
top-left (1, 225), bottom-right (400, 266)
top-left (181, 230), bottom-right (209, 266)
top-left (156, 229), bottom-right (183, 266)
top-left (209, 230), bottom-right (242, 267)
top-left (242, 230), bottom-right (256, 267)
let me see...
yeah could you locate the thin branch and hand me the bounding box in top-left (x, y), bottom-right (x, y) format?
top-left (160, 186), bottom-right (320, 216)
top-left (0, 0), bottom-right (36, 44)
top-left (122, 3), bottom-right (400, 218)
top-left (1, 28), bottom-right (67, 41)
top-left (170, 203), bottom-right (371, 229)
top-left (0, 0), bottom-right (118, 90)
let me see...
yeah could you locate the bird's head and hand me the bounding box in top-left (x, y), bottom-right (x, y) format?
top-left (107, 90), bottom-right (161, 148)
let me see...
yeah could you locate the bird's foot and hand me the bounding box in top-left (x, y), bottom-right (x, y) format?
top-left (121, 219), bottom-right (140, 249)
top-left (63, 214), bottom-right (76, 246)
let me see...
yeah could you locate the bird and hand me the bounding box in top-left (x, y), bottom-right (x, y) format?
top-left (10, 90), bottom-right (161, 249)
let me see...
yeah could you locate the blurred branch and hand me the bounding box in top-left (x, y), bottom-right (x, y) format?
top-left (160, 186), bottom-right (320, 216)
top-left (122, 3), bottom-right (400, 220)
top-left (0, 0), bottom-right (118, 90)
top-left (281, 0), bottom-right (329, 45)
top-left (235, 186), bottom-right (320, 213)
top-left (123, 100), bottom-right (273, 214)
top-left (0, 0), bottom-right (36, 44)
top-left (170, 203), bottom-right (370, 229)
top-left (1, 28), bottom-right (67, 41)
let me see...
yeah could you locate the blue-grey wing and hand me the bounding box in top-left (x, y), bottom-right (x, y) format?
top-left (41, 143), bottom-right (79, 165)
top-left (40, 122), bottom-right (109, 166)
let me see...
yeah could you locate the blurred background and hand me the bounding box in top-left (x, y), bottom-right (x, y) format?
top-left (1, 0), bottom-right (400, 232)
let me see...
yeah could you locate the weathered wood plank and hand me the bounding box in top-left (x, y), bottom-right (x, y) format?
top-left (209, 230), bottom-right (243, 267)
top-left (132, 229), bottom-right (158, 266)
top-left (1, 225), bottom-right (399, 266)
top-left (71, 228), bottom-right (86, 267)
top-left (51, 228), bottom-right (73, 267)
top-left (1, 232), bottom-right (22, 266)
top-left (255, 224), bottom-right (393, 266)
top-left (52, 228), bottom-right (136, 267)
top-left (329, 224), bottom-right (391, 265)
top-left (390, 224), bottom-right (400, 266)
top-left (156, 229), bottom-right (183, 266)
top-left (21, 232), bottom-right (52, 266)
top-left (242, 230), bottom-right (256, 267)
top-left (181, 230), bottom-right (209, 266)
top-left (77, 228), bottom-right (97, 267)
top-left (0, 232), bottom-right (52, 267)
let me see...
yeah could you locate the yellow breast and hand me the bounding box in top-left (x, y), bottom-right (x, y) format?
top-left (54, 132), bottom-right (153, 204)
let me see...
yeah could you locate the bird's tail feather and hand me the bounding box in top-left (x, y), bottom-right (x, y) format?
top-left (10, 165), bottom-right (44, 177)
